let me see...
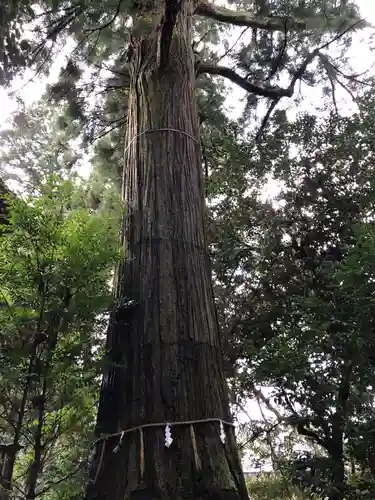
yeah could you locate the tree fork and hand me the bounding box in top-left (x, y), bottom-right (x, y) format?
top-left (85, 0), bottom-right (248, 499)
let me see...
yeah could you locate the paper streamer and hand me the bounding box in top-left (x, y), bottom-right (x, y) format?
top-left (165, 424), bottom-right (173, 447)
top-left (219, 420), bottom-right (226, 444)
top-left (190, 424), bottom-right (201, 471)
top-left (139, 428), bottom-right (145, 478)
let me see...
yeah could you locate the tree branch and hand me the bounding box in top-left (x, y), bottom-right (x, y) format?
top-left (252, 384), bottom-right (284, 421)
top-left (216, 26), bottom-right (250, 64)
top-left (194, 1), bottom-right (366, 33)
top-left (255, 97), bottom-right (280, 142)
top-left (196, 62), bottom-right (292, 98)
top-left (255, 397), bottom-right (295, 499)
top-left (253, 19), bottom-right (364, 139)
top-left (37, 461), bottom-right (87, 496)
top-left (296, 423), bottom-right (328, 449)
top-left (197, 16), bottom-right (362, 102)
top-left (238, 421), bottom-right (280, 450)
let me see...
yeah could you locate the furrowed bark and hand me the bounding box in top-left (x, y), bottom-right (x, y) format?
top-left (194, 1), bottom-right (365, 32)
top-left (85, 0), bottom-right (248, 499)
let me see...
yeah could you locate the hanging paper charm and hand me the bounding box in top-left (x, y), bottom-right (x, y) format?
top-left (113, 431), bottom-right (125, 453)
top-left (139, 428), bottom-right (145, 478)
top-left (219, 421), bottom-right (226, 444)
top-left (165, 424), bottom-right (173, 447)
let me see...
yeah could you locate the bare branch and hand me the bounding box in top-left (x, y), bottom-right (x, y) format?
top-left (319, 54), bottom-right (339, 114)
top-left (251, 383), bottom-right (284, 421)
top-left (196, 62), bottom-right (292, 98)
top-left (319, 52), bottom-right (371, 105)
top-left (194, 1), bottom-right (367, 32)
top-left (255, 97), bottom-right (280, 142)
top-left (253, 19), bottom-right (364, 139)
top-left (216, 27), bottom-right (251, 64)
top-left (237, 421), bottom-right (280, 451)
top-left (266, 20), bottom-right (288, 82)
top-left (37, 461), bottom-right (87, 496)
top-left (335, 75), bottom-right (357, 102)
top-left (91, 115), bottom-right (127, 142)
top-left (193, 26), bottom-right (216, 49)
top-left (255, 396), bottom-right (295, 499)
top-left (198, 17), bottom-right (363, 107)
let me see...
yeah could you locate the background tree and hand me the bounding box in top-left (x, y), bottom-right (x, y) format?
top-left (0, 100), bottom-right (82, 193)
top-left (210, 85), bottom-right (375, 500)
top-left (0, 177), bottom-right (121, 499)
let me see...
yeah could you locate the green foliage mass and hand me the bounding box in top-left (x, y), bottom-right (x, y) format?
top-left (246, 473), bottom-right (304, 500)
top-left (209, 85), bottom-right (375, 498)
top-left (0, 100), bottom-right (83, 192)
top-left (0, 176), bottom-right (121, 497)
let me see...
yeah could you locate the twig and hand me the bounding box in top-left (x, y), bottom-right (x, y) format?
top-left (238, 421), bottom-right (280, 451)
top-left (92, 116), bottom-right (127, 142)
top-left (37, 460), bottom-right (87, 496)
top-left (216, 27), bottom-right (251, 64)
top-left (255, 396), bottom-right (295, 500)
top-left (84, 0), bottom-right (124, 32)
top-left (193, 26), bottom-right (216, 49)
top-left (266, 19), bottom-right (288, 82)
top-left (254, 18), bottom-right (364, 140)
top-left (255, 97), bottom-right (280, 142)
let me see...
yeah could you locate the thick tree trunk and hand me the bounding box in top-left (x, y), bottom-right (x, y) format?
top-left (85, 1), bottom-right (248, 499)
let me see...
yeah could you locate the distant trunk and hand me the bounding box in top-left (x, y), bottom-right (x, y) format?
top-left (25, 387), bottom-right (46, 499)
top-left (0, 345), bottom-right (37, 499)
top-left (25, 318), bottom-right (61, 499)
top-left (0, 444), bottom-right (19, 500)
top-left (85, 1), bottom-right (247, 499)
top-left (328, 429), bottom-right (345, 500)
top-left (328, 363), bottom-right (352, 500)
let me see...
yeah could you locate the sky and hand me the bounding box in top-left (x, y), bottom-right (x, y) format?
top-left (0, 0), bottom-right (375, 471)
